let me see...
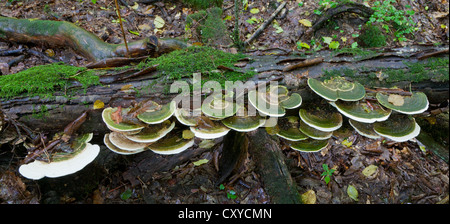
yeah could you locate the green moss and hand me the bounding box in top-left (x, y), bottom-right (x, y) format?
top-left (138, 46), bottom-right (255, 87)
top-left (357, 24), bottom-right (386, 48)
top-left (0, 62), bottom-right (100, 99)
top-left (183, 0), bottom-right (223, 9)
top-left (186, 7), bottom-right (230, 45)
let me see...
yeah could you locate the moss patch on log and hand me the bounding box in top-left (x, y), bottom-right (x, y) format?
top-left (0, 62), bottom-right (100, 99)
top-left (138, 46), bottom-right (256, 87)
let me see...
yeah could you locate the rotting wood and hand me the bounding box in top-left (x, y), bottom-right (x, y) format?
top-left (282, 57), bottom-right (324, 72)
top-left (247, 128), bottom-right (302, 204)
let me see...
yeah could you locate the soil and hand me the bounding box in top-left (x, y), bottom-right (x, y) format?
top-left (0, 0), bottom-right (449, 204)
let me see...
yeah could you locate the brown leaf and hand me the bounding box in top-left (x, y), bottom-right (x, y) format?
top-left (111, 106), bottom-right (123, 124)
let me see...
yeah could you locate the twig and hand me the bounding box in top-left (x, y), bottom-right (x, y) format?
top-left (417, 48), bottom-right (449, 60)
top-left (115, 0), bottom-right (130, 57)
top-left (243, 1), bottom-right (287, 47)
top-left (282, 57), bottom-right (324, 72)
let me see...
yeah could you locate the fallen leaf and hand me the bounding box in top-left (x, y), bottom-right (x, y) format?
top-left (301, 190), bottom-right (316, 204)
top-left (299, 19), bottom-right (312, 27)
top-left (154, 15), bottom-right (165, 29)
top-left (297, 41), bottom-right (310, 49)
top-left (93, 100), bottom-right (104, 110)
top-left (128, 30), bottom-right (140, 36)
top-left (347, 185), bottom-right (359, 201)
top-left (250, 8), bottom-right (260, 14)
top-left (341, 138), bottom-right (353, 147)
top-left (121, 84), bottom-right (134, 91)
top-left (193, 159), bottom-right (209, 166)
top-left (362, 165), bottom-right (378, 178)
top-left (329, 41), bottom-right (340, 49)
top-left (111, 106), bottom-right (123, 124)
top-left (182, 129), bottom-right (195, 139)
top-left (387, 94), bottom-right (404, 106)
top-left (138, 24), bottom-right (151, 31)
top-left (323, 36), bottom-right (332, 44)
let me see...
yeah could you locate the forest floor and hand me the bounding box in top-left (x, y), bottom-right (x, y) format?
top-left (0, 0), bottom-right (449, 204)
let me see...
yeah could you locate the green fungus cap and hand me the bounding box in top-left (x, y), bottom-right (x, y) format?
top-left (104, 133), bottom-right (145, 155)
top-left (201, 98), bottom-right (238, 120)
top-left (102, 107), bottom-right (145, 133)
top-left (307, 77), bottom-right (366, 101)
top-left (174, 107), bottom-right (201, 126)
top-left (190, 120), bottom-right (230, 139)
top-left (124, 120), bottom-right (175, 143)
top-left (276, 116), bottom-right (309, 141)
top-left (330, 100), bottom-right (391, 123)
top-left (299, 119), bottom-right (333, 140)
top-left (137, 101), bottom-right (177, 124)
top-left (373, 114), bottom-right (421, 142)
top-left (348, 119), bottom-right (380, 139)
top-left (299, 108), bottom-right (343, 132)
top-left (289, 139), bottom-right (329, 153)
top-left (280, 93), bottom-right (302, 109)
top-left (108, 131), bottom-right (150, 151)
top-left (148, 129), bottom-right (195, 155)
top-left (221, 113), bottom-right (266, 132)
top-left (376, 92), bottom-right (429, 115)
top-left (248, 89), bottom-right (286, 117)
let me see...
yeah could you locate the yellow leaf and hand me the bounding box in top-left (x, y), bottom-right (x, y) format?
top-left (250, 8), bottom-right (260, 14)
top-left (93, 100), bottom-right (104, 110)
top-left (341, 37), bottom-right (347, 42)
top-left (299, 19), bottom-right (312, 27)
top-left (301, 190), bottom-right (316, 204)
top-left (387, 94), bottom-right (405, 106)
top-left (441, 24), bottom-right (447, 29)
top-left (121, 84), bottom-right (134, 91)
top-left (193, 159), bottom-right (209, 166)
top-left (341, 138), bottom-right (352, 147)
top-left (154, 15), bottom-right (165, 29)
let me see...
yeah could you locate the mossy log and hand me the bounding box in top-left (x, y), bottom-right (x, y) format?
top-left (0, 16), bottom-right (188, 62)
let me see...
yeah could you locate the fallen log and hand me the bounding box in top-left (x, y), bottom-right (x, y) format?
top-left (0, 16), bottom-right (189, 62)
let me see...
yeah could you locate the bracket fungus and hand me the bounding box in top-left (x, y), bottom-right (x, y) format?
top-left (201, 97), bottom-right (239, 120)
top-left (136, 100), bottom-right (177, 124)
top-left (147, 129), bottom-right (195, 155)
top-left (19, 133), bottom-right (100, 180)
top-left (104, 133), bottom-right (145, 155)
top-left (307, 77), bottom-right (365, 102)
top-left (124, 120), bottom-right (175, 143)
top-left (299, 119), bottom-right (333, 140)
top-left (348, 119), bottom-right (381, 140)
top-left (373, 113), bottom-right (421, 142)
top-left (288, 138), bottom-right (329, 153)
top-left (299, 108), bottom-right (343, 132)
top-left (221, 109), bottom-right (266, 132)
top-left (175, 107), bottom-right (201, 126)
top-left (376, 92), bottom-right (429, 115)
top-left (330, 100), bottom-right (391, 123)
top-left (189, 119), bottom-right (230, 139)
top-left (102, 107), bottom-right (145, 133)
top-left (275, 116), bottom-right (309, 141)
top-left (248, 85), bottom-right (302, 117)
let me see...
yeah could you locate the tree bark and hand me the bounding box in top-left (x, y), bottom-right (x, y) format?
top-left (247, 128), bottom-right (302, 204)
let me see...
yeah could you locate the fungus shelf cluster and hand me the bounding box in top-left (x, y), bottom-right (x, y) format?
top-left (101, 76), bottom-right (429, 157)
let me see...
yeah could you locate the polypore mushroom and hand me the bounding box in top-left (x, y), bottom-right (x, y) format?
top-left (248, 85), bottom-right (302, 117)
top-left (329, 100), bottom-right (391, 123)
top-left (104, 133), bottom-right (145, 155)
top-left (221, 108), bottom-right (266, 132)
top-left (190, 117), bottom-right (230, 139)
top-left (147, 129), bottom-right (195, 155)
top-left (19, 133), bottom-right (100, 180)
top-left (102, 107), bottom-right (145, 133)
top-left (373, 113), bottom-right (421, 142)
top-left (275, 116), bottom-right (309, 141)
top-left (124, 120), bottom-right (175, 143)
top-left (299, 108), bottom-right (343, 132)
top-left (288, 139), bottom-right (329, 153)
top-left (376, 92), bottom-right (429, 115)
top-left (299, 119), bottom-right (333, 140)
top-left (137, 101), bottom-right (177, 124)
top-left (108, 131), bottom-right (150, 152)
top-left (348, 119), bottom-right (381, 139)
top-left (174, 107), bottom-right (201, 126)
top-left (201, 97), bottom-right (238, 120)
top-left (307, 77), bottom-right (365, 102)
